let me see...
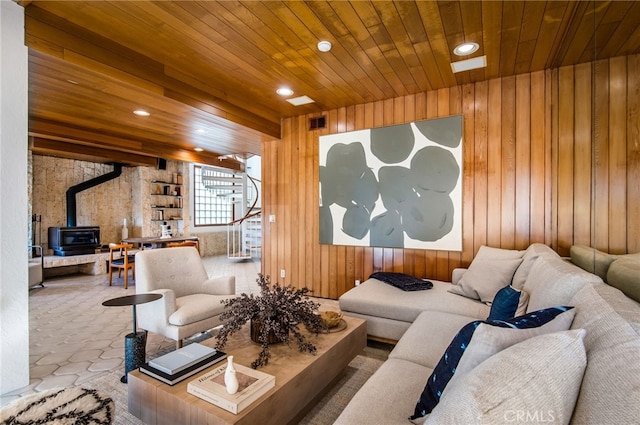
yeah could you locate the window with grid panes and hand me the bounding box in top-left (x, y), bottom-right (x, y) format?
top-left (193, 165), bottom-right (235, 226)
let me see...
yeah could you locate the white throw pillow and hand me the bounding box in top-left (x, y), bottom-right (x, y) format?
top-left (452, 308), bottom-right (575, 380)
top-left (448, 258), bottom-right (522, 303)
top-left (511, 243), bottom-right (558, 289)
top-left (474, 245), bottom-right (525, 261)
top-left (425, 329), bottom-right (587, 425)
top-left (409, 307), bottom-right (575, 422)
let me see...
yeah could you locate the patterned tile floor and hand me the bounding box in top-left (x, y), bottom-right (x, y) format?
top-left (1, 255), bottom-right (338, 408)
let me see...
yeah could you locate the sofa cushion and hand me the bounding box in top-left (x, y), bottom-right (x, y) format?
top-left (606, 256), bottom-right (640, 302)
top-left (410, 306), bottom-right (575, 420)
top-left (570, 245), bottom-right (617, 281)
top-left (449, 245), bottom-right (525, 288)
top-left (471, 245), bottom-right (525, 260)
top-left (523, 255), bottom-right (602, 312)
top-left (569, 284), bottom-right (640, 424)
top-left (449, 246), bottom-right (524, 303)
top-left (487, 285), bottom-right (529, 320)
top-left (390, 311), bottom-right (480, 369)
top-left (512, 243), bottom-right (559, 289)
top-left (339, 278), bottom-right (489, 324)
top-left (333, 358), bottom-right (432, 425)
top-left (425, 329), bottom-right (587, 425)
top-left (169, 294), bottom-right (228, 326)
top-left (452, 308), bottom-right (575, 381)
top-left (448, 258), bottom-right (522, 303)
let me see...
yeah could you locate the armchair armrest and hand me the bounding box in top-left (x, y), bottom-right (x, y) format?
top-left (202, 276), bottom-right (236, 295)
top-left (137, 289), bottom-right (177, 328)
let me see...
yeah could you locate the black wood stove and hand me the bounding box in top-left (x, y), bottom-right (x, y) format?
top-left (48, 226), bottom-right (100, 256)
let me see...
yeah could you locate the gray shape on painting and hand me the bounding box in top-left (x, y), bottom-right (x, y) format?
top-left (414, 115), bottom-right (462, 148)
top-left (319, 166), bottom-right (333, 206)
top-left (319, 205), bottom-right (333, 245)
top-left (326, 141), bottom-right (369, 169)
top-left (352, 168), bottom-right (379, 211)
top-left (378, 166), bottom-right (419, 211)
top-left (320, 117), bottom-right (461, 249)
top-left (411, 146), bottom-right (459, 194)
top-left (371, 210), bottom-right (404, 248)
top-left (342, 204), bottom-right (371, 240)
top-left (371, 123), bottom-right (415, 164)
top-left (401, 191), bottom-right (454, 242)
top-left (321, 142), bottom-right (379, 210)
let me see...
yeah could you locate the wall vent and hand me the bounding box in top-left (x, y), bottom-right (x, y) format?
top-left (309, 116), bottom-right (327, 131)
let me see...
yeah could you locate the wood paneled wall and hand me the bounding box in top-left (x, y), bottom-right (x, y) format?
top-left (262, 54), bottom-right (640, 299)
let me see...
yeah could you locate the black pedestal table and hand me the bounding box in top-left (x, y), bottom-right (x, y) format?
top-left (102, 293), bottom-right (162, 383)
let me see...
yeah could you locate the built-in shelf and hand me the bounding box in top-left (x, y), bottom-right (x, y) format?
top-left (151, 174), bottom-right (184, 220)
top-left (151, 180), bottom-right (182, 186)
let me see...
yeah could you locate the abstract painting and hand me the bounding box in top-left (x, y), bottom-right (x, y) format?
top-left (319, 115), bottom-right (462, 251)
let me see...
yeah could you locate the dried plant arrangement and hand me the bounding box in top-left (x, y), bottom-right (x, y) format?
top-left (215, 273), bottom-right (326, 369)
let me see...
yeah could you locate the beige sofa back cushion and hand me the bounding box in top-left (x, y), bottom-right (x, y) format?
top-left (607, 256), bottom-right (640, 302)
top-left (569, 284), bottom-right (640, 425)
top-left (569, 245), bottom-right (617, 281)
top-left (511, 243), bottom-right (559, 289)
top-left (523, 255), bottom-right (602, 312)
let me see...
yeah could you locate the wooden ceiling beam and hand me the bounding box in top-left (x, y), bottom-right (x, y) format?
top-left (24, 5), bottom-right (281, 139)
top-left (29, 120), bottom-right (244, 171)
top-left (30, 137), bottom-right (157, 167)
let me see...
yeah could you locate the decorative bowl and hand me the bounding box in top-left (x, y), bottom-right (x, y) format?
top-left (320, 311), bottom-right (343, 328)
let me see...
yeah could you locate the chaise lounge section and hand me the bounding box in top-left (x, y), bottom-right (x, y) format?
top-left (336, 243), bottom-right (640, 424)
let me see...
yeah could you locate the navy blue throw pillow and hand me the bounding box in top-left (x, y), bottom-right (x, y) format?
top-left (409, 306), bottom-right (574, 421)
top-left (369, 272), bottom-right (433, 291)
top-left (487, 285), bottom-right (526, 320)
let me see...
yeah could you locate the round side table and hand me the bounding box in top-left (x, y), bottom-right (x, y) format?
top-left (102, 293), bottom-right (162, 383)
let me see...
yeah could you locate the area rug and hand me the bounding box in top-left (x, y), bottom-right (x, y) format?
top-left (84, 354), bottom-right (383, 425)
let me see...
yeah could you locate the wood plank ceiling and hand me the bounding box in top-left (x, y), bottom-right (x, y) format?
top-left (22, 1), bottom-right (640, 167)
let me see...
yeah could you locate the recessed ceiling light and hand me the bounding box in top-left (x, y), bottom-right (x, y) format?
top-left (451, 55), bottom-right (487, 73)
top-left (286, 95), bottom-right (315, 106)
top-left (276, 87), bottom-right (294, 96)
top-left (317, 40), bottom-right (332, 52)
top-left (453, 42), bottom-right (479, 56)
top-left (194, 147), bottom-right (204, 152)
top-left (133, 109), bottom-right (150, 117)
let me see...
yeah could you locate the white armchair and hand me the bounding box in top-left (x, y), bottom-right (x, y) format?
top-left (134, 246), bottom-right (236, 348)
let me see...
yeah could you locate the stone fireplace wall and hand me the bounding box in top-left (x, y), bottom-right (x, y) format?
top-left (31, 155), bottom-right (136, 252)
top-left (31, 155), bottom-right (190, 253)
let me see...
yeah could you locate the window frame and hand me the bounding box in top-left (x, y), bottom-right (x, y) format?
top-left (192, 164), bottom-right (237, 227)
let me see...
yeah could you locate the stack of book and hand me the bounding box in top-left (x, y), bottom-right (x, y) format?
top-left (139, 343), bottom-right (227, 385)
top-left (187, 363), bottom-right (276, 414)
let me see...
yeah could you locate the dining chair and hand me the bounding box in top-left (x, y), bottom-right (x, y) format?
top-left (108, 242), bottom-right (135, 289)
top-left (167, 240), bottom-right (200, 254)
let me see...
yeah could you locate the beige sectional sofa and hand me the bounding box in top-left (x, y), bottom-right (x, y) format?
top-left (337, 243), bottom-right (640, 424)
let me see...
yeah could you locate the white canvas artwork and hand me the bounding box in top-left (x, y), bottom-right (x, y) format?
top-left (319, 115), bottom-right (463, 251)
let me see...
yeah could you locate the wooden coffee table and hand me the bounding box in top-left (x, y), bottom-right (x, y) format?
top-left (128, 315), bottom-right (366, 425)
